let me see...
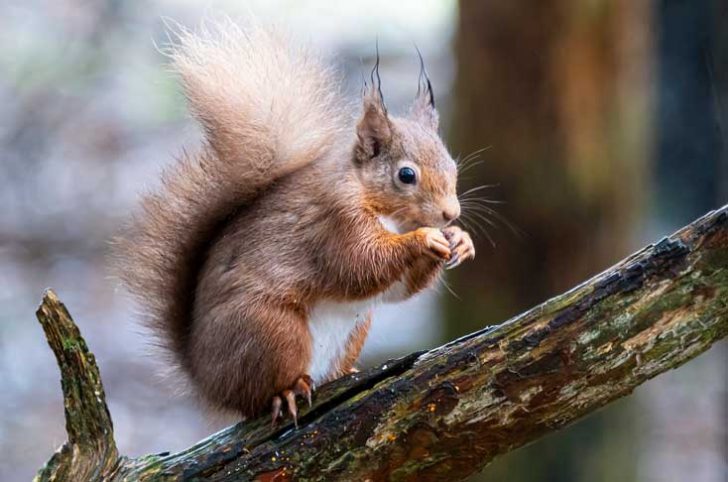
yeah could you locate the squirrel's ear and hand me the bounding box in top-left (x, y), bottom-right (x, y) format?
top-left (356, 55), bottom-right (392, 160)
top-left (410, 48), bottom-right (439, 131)
top-left (356, 91), bottom-right (392, 159)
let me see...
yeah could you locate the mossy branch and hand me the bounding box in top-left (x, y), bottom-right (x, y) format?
top-left (34, 291), bottom-right (118, 481)
top-left (35, 205), bottom-right (728, 481)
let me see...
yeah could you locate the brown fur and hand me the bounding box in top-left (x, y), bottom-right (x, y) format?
top-left (113, 20), bottom-right (472, 418)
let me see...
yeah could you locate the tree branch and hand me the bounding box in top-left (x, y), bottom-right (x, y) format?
top-left (35, 206), bottom-right (728, 481)
top-left (34, 291), bottom-right (118, 481)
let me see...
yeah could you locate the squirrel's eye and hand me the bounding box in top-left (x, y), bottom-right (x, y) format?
top-left (398, 167), bottom-right (417, 185)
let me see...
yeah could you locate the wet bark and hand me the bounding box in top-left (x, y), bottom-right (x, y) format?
top-left (34, 205), bottom-right (728, 482)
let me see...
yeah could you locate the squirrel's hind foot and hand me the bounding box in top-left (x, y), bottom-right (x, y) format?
top-left (271, 374), bottom-right (314, 428)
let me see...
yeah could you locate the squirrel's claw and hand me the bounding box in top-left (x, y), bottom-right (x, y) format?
top-left (271, 395), bottom-right (283, 427)
top-left (445, 253), bottom-right (460, 269)
top-left (442, 226), bottom-right (475, 269)
top-left (271, 374), bottom-right (314, 428)
top-left (283, 390), bottom-right (298, 427)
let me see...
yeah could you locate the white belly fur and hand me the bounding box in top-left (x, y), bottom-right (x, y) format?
top-left (307, 299), bottom-right (372, 384)
top-left (307, 216), bottom-right (410, 383)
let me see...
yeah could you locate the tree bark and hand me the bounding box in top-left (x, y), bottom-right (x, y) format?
top-left (35, 205), bottom-right (728, 482)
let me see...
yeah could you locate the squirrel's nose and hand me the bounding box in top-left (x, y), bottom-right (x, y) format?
top-left (442, 199), bottom-right (461, 222)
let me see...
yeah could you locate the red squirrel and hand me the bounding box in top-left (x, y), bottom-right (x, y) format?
top-left (114, 21), bottom-right (475, 425)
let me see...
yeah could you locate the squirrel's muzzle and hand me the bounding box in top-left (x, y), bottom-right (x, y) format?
top-left (441, 197), bottom-right (461, 223)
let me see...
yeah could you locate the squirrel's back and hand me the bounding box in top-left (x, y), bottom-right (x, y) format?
top-left (113, 20), bottom-right (347, 367)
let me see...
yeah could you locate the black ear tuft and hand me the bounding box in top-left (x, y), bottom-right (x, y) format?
top-left (370, 40), bottom-right (387, 114)
top-left (411, 46), bottom-right (439, 131)
top-left (416, 45), bottom-right (435, 109)
top-left (355, 44), bottom-right (392, 161)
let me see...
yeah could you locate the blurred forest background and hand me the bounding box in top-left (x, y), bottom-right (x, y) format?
top-left (0, 1), bottom-right (726, 481)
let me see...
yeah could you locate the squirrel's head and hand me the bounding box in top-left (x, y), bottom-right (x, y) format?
top-left (353, 53), bottom-right (459, 232)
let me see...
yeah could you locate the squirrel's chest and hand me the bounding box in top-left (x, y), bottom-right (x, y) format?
top-left (307, 299), bottom-right (372, 384)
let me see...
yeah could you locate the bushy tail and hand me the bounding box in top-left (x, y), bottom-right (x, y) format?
top-left (113, 20), bottom-right (345, 366)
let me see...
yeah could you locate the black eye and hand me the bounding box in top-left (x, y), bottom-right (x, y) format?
top-left (398, 167), bottom-right (417, 185)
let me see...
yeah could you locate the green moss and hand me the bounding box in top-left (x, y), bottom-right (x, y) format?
top-left (62, 338), bottom-right (81, 351)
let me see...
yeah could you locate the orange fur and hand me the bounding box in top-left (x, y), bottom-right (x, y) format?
top-left (113, 20), bottom-right (473, 418)
top-left (337, 316), bottom-right (372, 377)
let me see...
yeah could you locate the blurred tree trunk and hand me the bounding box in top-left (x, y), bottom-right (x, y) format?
top-left (655, 0), bottom-right (724, 225)
top-left (449, 1), bottom-right (653, 480)
top-left (637, 1), bottom-right (728, 480)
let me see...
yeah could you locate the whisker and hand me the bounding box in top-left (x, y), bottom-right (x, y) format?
top-left (460, 198), bottom-right (506, 206)
top-left (465, 213), bottom-right (497, 247)
top-left (457, 216), bottom-right (479, 238)
top-left (438, 275), bottom-right (462, 300)
top-left (458, 154), bottom-right (480, 167)
top-left (461, 207), bottom-right (506, 221)
top-left (457, 159), bottom-right (485, 176)
top-left (464, 207), bottom-right (505, 225)
top-left (458, 184), bottom-right (499, 199)
top-left (466, 210), bottom-right (498, 230)
top-left (456, 146), bottom-right (492, 176)
top-left (457, 213), bottom-right (482, 235)
top-left (458, 146), bottom-right (492, 166)
top-left (469, 204), bottom-right (523, 237)
top-left (459, 212), bottom-right (496, 247)
top-left (461, 200), bottom-right (497, 213)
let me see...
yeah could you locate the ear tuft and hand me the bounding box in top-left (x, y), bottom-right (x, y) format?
top-left (410, 47), bottom-right (439, 131)
top-left (355, 49), bottom-right (392, 160)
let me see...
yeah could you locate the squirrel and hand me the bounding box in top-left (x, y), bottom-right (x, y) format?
top-left (113, 20), bottom-right (475, 425)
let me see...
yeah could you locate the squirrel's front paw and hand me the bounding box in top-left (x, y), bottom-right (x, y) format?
top-left (441, 226), bottom-right (475, 269)
top-left (415, 227), bottom-right (452, 261)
